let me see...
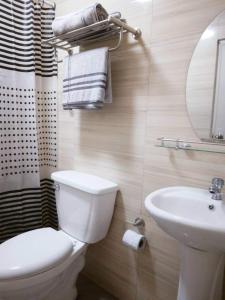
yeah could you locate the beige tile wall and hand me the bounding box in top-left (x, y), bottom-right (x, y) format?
top-left (55, 0), bottom-right (225, 299)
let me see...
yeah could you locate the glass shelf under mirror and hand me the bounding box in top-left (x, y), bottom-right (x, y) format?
top-left (156, 138), bottom-right (225, 154)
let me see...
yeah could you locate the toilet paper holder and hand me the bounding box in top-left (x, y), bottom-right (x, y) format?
top-left (128, 217), bottom-right (145, 227)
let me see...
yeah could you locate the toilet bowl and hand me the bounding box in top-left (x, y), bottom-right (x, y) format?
top-left (0, 171), bottom-right (118, 300)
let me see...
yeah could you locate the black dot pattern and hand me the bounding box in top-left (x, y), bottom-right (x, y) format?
top-left (0, 86), bottom-right (39, 177)
top-left (37, 90), bottom-right (57, 168)
top-left (0, 86), bottom-right (57, 177)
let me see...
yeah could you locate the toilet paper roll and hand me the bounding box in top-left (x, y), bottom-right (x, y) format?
top-left (122, 229), bottom-right (146, 251)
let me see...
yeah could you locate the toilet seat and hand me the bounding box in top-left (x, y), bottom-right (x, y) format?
top-left (0, 229), bottom-right (87, 297)
top-left (0, 228), bottom-right (74, 281)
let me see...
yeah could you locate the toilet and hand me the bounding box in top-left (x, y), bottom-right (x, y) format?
top-left (0, 170), bottom-right (118, 300)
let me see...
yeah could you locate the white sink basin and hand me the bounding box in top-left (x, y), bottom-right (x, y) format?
top-left (145, 186), bottom-right (225, 300)
top-left (145, 186), bottom-right (225, 252)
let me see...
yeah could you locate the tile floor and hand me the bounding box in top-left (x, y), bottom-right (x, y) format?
top-left (77, 275), bottom-right (118, 300)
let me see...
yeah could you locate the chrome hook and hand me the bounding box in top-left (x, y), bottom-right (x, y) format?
top-left (127, 217), bottom-right (145, 227)
top-left (109, 28), bottom-right (124, 52)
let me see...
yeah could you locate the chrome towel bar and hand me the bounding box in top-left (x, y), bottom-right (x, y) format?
top-left (43, 15), bottom-right (142, 61)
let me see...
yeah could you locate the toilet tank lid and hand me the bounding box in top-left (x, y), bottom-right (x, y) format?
top-left (51, 171), bottom-right (118, 195)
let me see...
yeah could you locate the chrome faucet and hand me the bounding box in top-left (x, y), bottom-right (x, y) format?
top-left (209, 178), bottom-right (224, 200)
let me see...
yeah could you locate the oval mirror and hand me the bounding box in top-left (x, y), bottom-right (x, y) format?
top-left (186, 11), bottom-right (225, 143)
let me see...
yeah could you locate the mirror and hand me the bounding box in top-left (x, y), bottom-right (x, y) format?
top-left (186, 11), bottom-right (225, 143)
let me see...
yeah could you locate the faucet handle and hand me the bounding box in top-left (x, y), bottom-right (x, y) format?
top-left (212, 178), bottom-right (224, 189)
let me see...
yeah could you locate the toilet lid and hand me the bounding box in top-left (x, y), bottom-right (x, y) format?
top-left (0, 228), bottom-right (73, 280)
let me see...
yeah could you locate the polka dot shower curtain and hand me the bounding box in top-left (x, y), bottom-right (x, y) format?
top-left (0, 0), bottom-right (58, 242)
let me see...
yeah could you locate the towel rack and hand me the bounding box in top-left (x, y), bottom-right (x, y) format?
top-left (43, 16), bottom-right (142, 60)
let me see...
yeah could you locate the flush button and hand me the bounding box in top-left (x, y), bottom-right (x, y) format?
top-left (208, 204), bottom-right (214, 210)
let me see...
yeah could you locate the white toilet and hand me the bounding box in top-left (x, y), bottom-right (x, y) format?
top-left (0, 170), bottom-right (118, 300)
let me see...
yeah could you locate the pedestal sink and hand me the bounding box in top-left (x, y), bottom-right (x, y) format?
top-left (145, 186), bottom-right (225, 300)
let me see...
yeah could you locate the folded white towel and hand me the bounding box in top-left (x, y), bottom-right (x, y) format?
top-left (52, 3), bottom-right (108, 36)
top-left (63, 47), bottom-right (112, 110)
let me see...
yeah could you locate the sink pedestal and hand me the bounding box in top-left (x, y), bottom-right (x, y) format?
top-left (178, 245), bottom-right (225, 300)
top-left (145, 187), bottom-right (225, 300)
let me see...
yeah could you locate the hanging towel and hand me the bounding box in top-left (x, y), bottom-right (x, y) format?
top-left (52, 3), bottom-right (108, 36)
top-left (63, 47), bottom-right (112, 110)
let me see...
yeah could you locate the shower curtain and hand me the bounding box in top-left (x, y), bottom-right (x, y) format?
top-left (0, 0), bottom-right (58, 242)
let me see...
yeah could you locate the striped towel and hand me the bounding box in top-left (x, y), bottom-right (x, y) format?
top-left (63, 47), bottom-right (112, 110)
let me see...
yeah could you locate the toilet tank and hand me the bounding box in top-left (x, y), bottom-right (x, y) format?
top-left (51, 171), bottom-right (118, 244)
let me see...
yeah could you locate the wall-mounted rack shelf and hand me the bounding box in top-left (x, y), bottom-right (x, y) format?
top-left (43, 16), bottom-right (142, 55)
top-left (156, 137), bottom-right (225, 154)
